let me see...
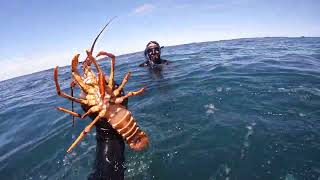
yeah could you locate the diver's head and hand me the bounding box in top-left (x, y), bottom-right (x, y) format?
top-left (144, 41), bottom-right (161, 64)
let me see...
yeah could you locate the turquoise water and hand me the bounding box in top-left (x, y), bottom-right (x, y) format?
top-left (0, 37), bottom-right (320, 180)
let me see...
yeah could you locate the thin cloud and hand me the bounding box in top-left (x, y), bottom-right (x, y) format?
top-left (133, 4), bottom-right (154, 15)
top-left (205, 0), bottom-right (250, 10)
top-left (173, 1), bottom-right (249, 11)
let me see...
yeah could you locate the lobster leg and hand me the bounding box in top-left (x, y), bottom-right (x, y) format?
top-left (71, 72), bottom-right (92, 94)
top-left (67, 110), bottom-right (105, 153)
top-left (71, 54), bottom-right (92, 94)
top-left (57, 107), bottom-right (81, 117)
top-left (96, 51), bottom-right (115, 91)
top-left (81, 105), bottom-right (102, 119)
top-left (98, 70), bottom-right (106, 100)
top-left (86, 50), bottom-right (110, 98)
top-left (115, 87), bottom-right (146, 104)
top-left (113, 72), bottom-right (131, 97)
top-left (54, 67), bottom-right (88, 104)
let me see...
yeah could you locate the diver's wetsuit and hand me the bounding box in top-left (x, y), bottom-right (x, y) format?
top-left (83, 98), bottom-right (128, 180)
top-left (138, 59), bottom-right (169, 67)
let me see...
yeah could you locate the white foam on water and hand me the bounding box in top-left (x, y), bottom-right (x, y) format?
top-left (204, 103), bottom-right (218, 114)
top-left (241, 122), bottom-right (256, 159)
top-left (39, 174), bottom-right (47, 180)
top-left (80, 141), bottom-right (88, 148)
top-left (126, 153), bottom-right (152, 178)
top-left (278, 87), bottom-right (287, 92)
top-left (71, 151), bottom-right (77, 157)
top-left (285, 173), bottom-right (296, 180)
top-left (209, 164), bottom-right (232, 180)
top-left (225, 164), bottom-right (231, 175)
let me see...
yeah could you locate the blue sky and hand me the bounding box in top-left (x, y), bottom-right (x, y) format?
top-left (0, 0), bottom-right (319, 81)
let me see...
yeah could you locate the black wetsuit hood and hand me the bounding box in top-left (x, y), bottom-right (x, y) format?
top-left (144, 41), bottom-right (162, 64)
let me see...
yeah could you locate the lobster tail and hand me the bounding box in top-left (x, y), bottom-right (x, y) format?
top-left (107, 105), bottom-right (149, 151)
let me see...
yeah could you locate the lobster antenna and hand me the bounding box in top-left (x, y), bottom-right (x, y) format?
top-left (90, 16), bottom-right (117, 54)
top-left (71, 86), bottom-right (75, 127)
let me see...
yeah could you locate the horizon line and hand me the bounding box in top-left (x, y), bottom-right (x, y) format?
top-left (1, 36), bottom-right (319, 82)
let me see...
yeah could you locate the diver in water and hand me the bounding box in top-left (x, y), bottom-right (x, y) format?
top-left (139, 41), bottom-right (170, 68)
top-left (84, 84), bottom-right (127, 180)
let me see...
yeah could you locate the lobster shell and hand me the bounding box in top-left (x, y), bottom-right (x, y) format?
top-left (106, 104), bottom-right (148, 151)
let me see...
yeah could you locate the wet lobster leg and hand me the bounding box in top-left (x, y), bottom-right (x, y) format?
top-left (113, 72), bottom-right (131, 97)
top-left (96, 51), bottom-right (116, 92)
top-left (81, 105), bottom-right (102, 119)
top-left (71, 54), bottom-right (92, 94)
top-left (54, 66), bottom-right (88, 104)
top-left (56, 107), bottom-right (81, 118)
top-left (66, 110), bottom-right (105, 153)
top-left (115, 87), bottom-right (146, 104)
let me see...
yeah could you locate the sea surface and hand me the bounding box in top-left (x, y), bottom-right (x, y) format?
top-left (0, 37), bottom-right (320, 180)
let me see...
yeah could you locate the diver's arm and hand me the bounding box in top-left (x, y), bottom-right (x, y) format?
top-left (161, 59), bottom-right (171, 65)
top-left (139, 61), bottom-right (149, 67)
top-left (138, 63), bottom-right (145, 67)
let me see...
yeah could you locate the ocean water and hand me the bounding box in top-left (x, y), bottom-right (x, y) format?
top-left (0, 37), bottom-right (320, 180)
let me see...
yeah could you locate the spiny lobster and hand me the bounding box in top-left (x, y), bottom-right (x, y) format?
top-left (54, 19), bottom-right (149, 153)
